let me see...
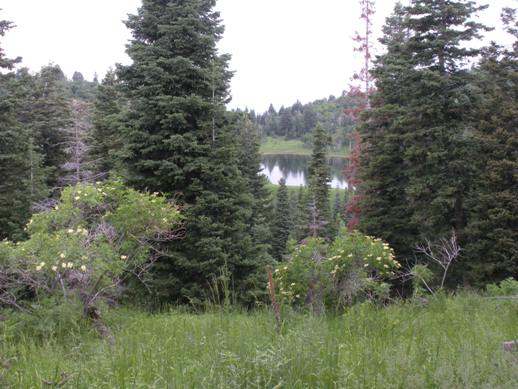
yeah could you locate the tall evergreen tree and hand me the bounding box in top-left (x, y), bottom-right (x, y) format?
top-left (32, 65), bottom-right (71, 190)
top-left (464, 8), bottom-right (518, 284)
top-left (117, 0), bottom-right (265, 304)
top-left (307, 124), bottom-right (331, 237)
top-left (90, 70), bottom-right (124, 176)
top-left (360, 1), bottom-right (490, 268)
top-left (271, 178), bottom-right (291, 260)
top-left (0, 19), bottom-right (46, 240)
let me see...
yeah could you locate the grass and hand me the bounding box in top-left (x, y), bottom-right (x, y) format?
top-left (2, 294), bottom-right (518, 388)
top-left (260, 137), bottom-right (349, 158)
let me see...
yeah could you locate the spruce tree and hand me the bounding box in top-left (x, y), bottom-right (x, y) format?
top-left (359, 3), bottom-right (418, 258)
top-left (236, 114), bottom-right (272, 261)
top-left (0, 19), bottom-right (46, 240)
top-left (464, 9), bottom-right (518, 284)
top-left (117, 0), bottom-right (264, 304)
top-left (360, 1), bottom-right (490, 267)
top-left (307, 124), bottom-right (331, 237)
top-left (90, 70), bottom-right (124, 176)
top-left (271, 178), bottom-right (291, 260)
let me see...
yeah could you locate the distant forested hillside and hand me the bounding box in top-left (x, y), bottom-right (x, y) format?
top-left (247, 92), bottom-right (362, 150)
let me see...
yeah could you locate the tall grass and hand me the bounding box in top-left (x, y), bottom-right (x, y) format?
top-left (2, 293), bottom-right (518, 388)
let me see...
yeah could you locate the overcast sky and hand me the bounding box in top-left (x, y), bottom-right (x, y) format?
top-left (1, 0), bottom-right (515, 112)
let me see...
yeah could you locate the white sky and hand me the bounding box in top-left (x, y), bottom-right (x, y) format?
top-left (1, 0), bottom-right (515, 112)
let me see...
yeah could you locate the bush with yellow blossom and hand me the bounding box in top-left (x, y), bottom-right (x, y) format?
top-left (0, 180), bottom-right (183, 314)
top-left (273, 229), bottom-right (401, 311)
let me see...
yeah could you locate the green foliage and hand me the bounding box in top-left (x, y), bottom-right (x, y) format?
top-left (486, 277), bottom-right (518, 297)
top-left (271, 178), bottom-right (291, 260)
top-left (411, 264), bottom-right (435, 297)
top-left (307, 124), bottom-right (332, 237)
top-left (273, 231), bottom-right (400, 311)
top-left (0, 181), bottom-right (182, 309)
top-left (116, 0), bottom-right (266, 305)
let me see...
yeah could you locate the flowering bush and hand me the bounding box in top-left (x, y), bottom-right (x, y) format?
top-left (0, 180), bottom-right (183, 315)
top-left (273, 229), bottom-right (400, 311)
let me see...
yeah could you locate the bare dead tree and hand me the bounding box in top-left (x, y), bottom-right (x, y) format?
top-left (415, 230), bottom-right (461, 289)
top-left (60, 99), bottom-right (105, 186)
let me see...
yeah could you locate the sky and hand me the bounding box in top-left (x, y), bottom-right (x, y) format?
top-left (1, 0), bottom-right (515, 112)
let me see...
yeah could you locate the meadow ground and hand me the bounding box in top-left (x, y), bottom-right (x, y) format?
top-left (260, 137), bottom-right (349, 158)
top-left (2, 294), bottom-right (518, 388)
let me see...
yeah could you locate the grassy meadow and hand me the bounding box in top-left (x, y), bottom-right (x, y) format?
top-left (2, 294), bottom-right (518, 388)
top-left (260, 137), bottom-right (349, 158)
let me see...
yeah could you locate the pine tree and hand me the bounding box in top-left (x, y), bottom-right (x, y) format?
top-left (117, 0), bottom-right (264, 304)
top-left (271, 178), bottom-right (291, 260)
top-left (0, 19), bottom-right (45, 240)
top-left (464, 8), bottom-right (518, 284)
top-left (236, 114), bottom-right (272, 262)
top-left (90, 70), bottom-right (124, 176)
top-left (307, 124), bottom-right (331, 237)
top-left (360, 1), bottom-right (490, 265)
top-left (32, 65), bottom-right (71, 190)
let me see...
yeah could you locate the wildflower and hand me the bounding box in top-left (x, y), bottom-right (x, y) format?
top-left (52, 265), bottom-right (58, 272)
top-left (67, 228), bottom-right (74, 234)
top-left (60, 253), bottom-right (66, 259)
top-left (384, 264), bottom-right (389, 268)
top-left (36, 265), bottom-right (42, 271)
top-left (61, 262), bottom-right (67, 268)
top-left (364, 264), bottom-right (369, 267)
top-left (290, 283), bottom-right (296, 286)
top-left (40, 262), bottom-right (46, 267)
top-left (67, 262), bottom-right (74, 268)
top-left (78, 190), bottom-right (82, 195)
top-left (74, 196), bottom-right (80, 200)
top-left (376, 257), bottom-right (381, 261)
top-left (348, 253), bottom-right (353, 258)
top-left (120, 255), bottom-right (128, 260)
top-left (80, 265), bottom-right (87, 271)
top-left (55, 206), bottom-right (59, 210)
top-left (284, 266), bottom-right (288, 270)
top-left (274, 269), bottom-right (279, 273)
top-left (296, 294), bottom-right (300, 298)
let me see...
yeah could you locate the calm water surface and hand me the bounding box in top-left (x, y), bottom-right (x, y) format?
top-left (260, 154), bottom-right (348, 189)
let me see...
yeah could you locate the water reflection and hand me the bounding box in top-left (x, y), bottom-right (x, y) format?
top-left (260, 154), bottom-right (348, 189)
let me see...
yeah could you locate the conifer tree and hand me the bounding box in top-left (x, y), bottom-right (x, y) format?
top-left (307, 124), bottom-right (331, 237)
top-left (271, 178), bottom-right (291, 260)
top-left (117, 0), bottom-right (264, 304)
top-left (0, 19), bottom-right (46, 240)
top-left (90, 70), bottom-right (124, 176)
top-left (360, 1), bottom-right (490, 265)
top-left (32, 65), bottom-right (71, 190)
top-left (464, 8), bottom-right (518, 284)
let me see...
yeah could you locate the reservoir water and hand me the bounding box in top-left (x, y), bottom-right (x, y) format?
top-left (260, 154), bottom-right (348, 189)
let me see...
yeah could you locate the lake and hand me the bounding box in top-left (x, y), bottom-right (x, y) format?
top-left (260, 154), bottom-right (348, 189)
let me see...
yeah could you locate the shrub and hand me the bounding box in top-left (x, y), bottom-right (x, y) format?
top-left (486, 277), bottom-right (518, 297)
top-left (273, 229), bottom-right (400, 312)
top-left (0, 180), bottom-right (183, 322)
